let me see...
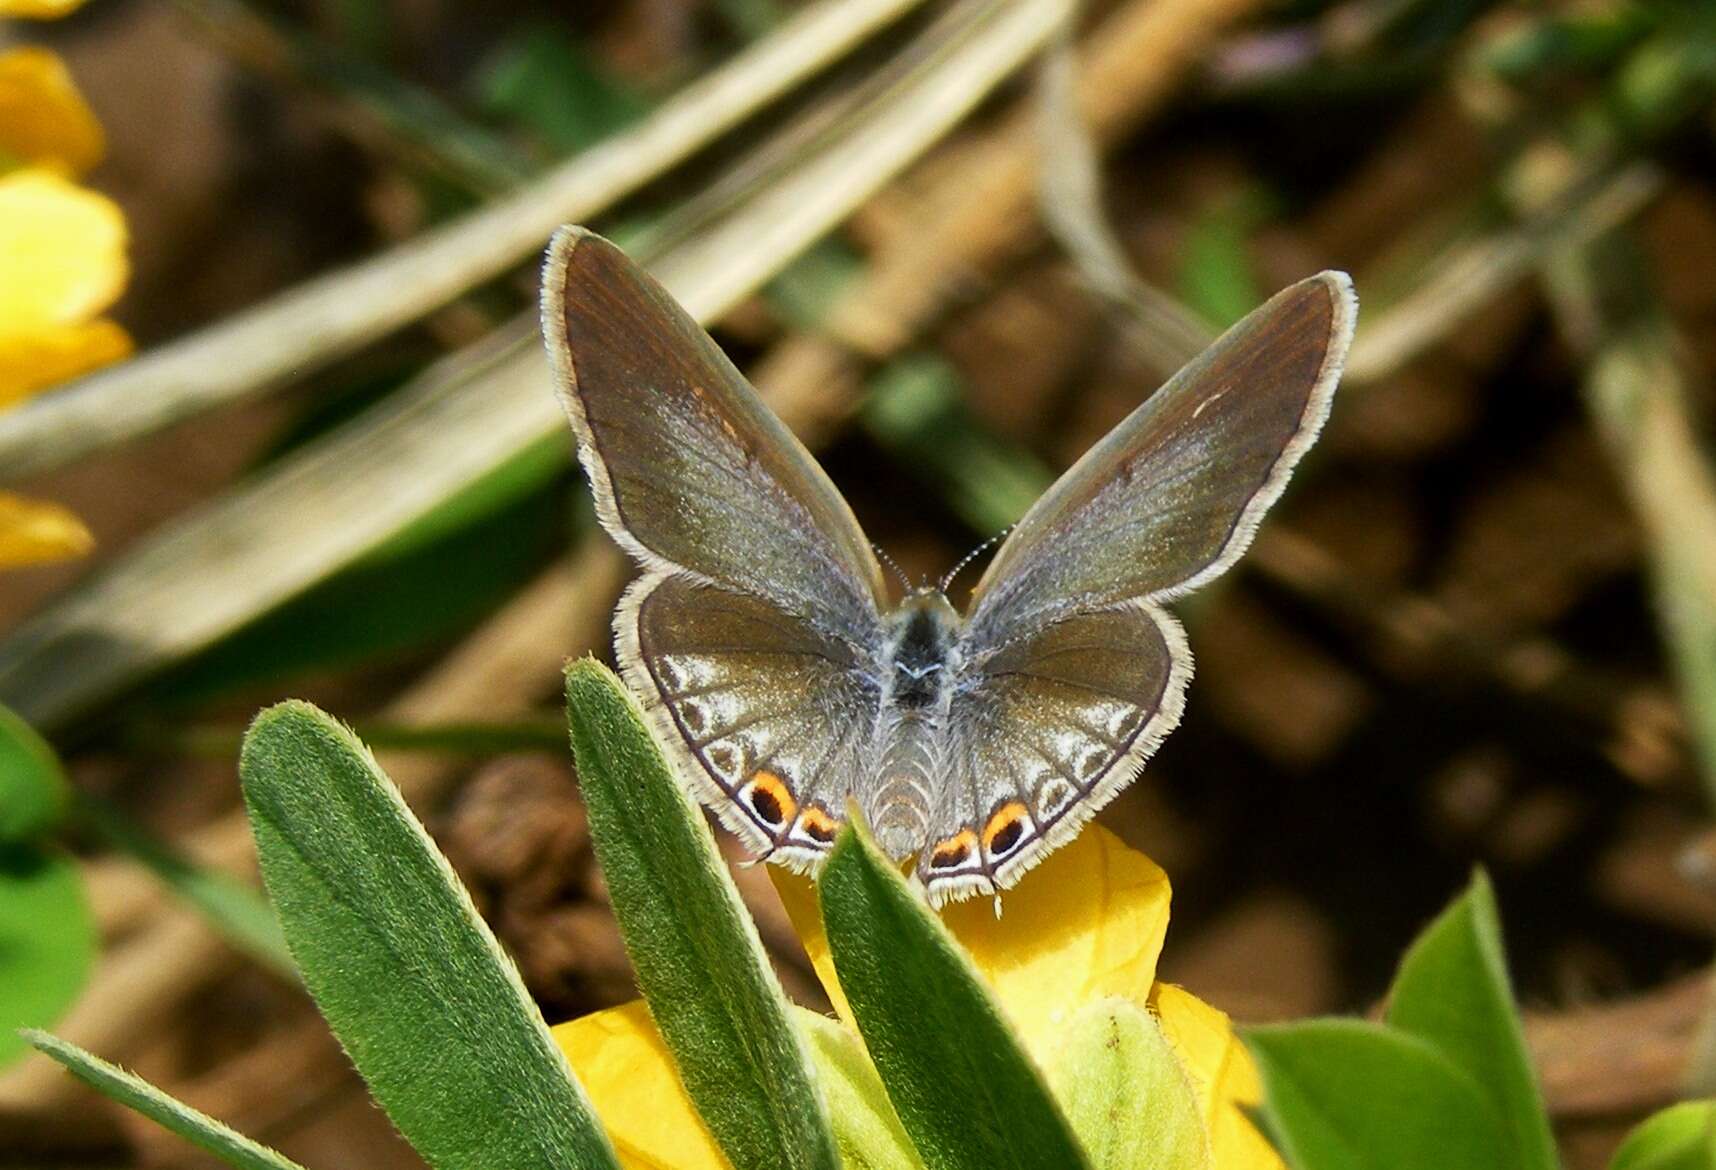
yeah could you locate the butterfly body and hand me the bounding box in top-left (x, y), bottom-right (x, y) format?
top-left (544, 226), bottom-right (1356, 906)
top-left (871, 587), bottom-right (962, 857)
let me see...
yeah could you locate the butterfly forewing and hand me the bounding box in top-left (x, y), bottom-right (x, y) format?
top-left (543, 227), bottom-right (888, 634)
top-left (966, 272), bottom-right (1356, 644)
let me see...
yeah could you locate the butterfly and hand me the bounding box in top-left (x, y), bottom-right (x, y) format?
top-left (542, 227), bottom-right (1356, 906)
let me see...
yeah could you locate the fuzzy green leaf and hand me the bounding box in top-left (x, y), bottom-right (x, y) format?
top-left (793, 1007), bottom-right (924, 1170)
top-left (1610, 1101), bottom-right (1716, 1170)
top-left (1386, 872), bottom-right (1557, 1170)
top-left (563, 660), bottom-right (840, 1170)
top-left (817, 816), bottom-right (1090, 1170)
top-left (0, 703), bottom-right (68, 841)
top-left (239, 701), bottom-right (618, 1170)
top-left (24, 1030), bottom-right (306, 1170)
top-left (1047, 998), bottom-right (1210, 1170)
top-left (0, 845), bottom-right (94, 1067)
top-left (1245, 1019), bottom-right (1511, 1170)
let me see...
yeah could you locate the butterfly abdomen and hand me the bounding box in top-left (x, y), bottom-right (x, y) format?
top-left (866, 591), bottom-right (962, 858)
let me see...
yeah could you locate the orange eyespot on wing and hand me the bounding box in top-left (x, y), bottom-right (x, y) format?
top-left (740, 770), bottom-right (797, 830)
top-left (928, 828), bottom-right (979, 870)
top-left (795, 805), bottom-right (839, 844)
top-left (982, 801), bottom-right (1032, 860)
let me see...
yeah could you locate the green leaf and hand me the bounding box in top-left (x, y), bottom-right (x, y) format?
top-left (792, 1007), bottom-right (924, 1170)
top-left (239, 701), bottom-right (619, 1170)
top-left (0, 845), bottom-right (95, 1067)
top-left (0, 702), bottom-right (68, 841)
top-left (1610, 1101), bottom-right (1716, 1170)
top-left (1047, 998), bottom-right (1209, 1170)
top-left (817, 816), bottom-right (1090, 1170)
top-left (563, 660), bottom-right (839, 1170)
top-left (1386, 872), bottom-right (1557, 1170)
top-left (1176, 190), bottom-right (1272, 329)
top-left (1245, 1019), bottom-right (1512, 1170)
top-left (75, 795), bottom-right (293, 976)
top-left (24, 1030), bottom-right (306, 1170)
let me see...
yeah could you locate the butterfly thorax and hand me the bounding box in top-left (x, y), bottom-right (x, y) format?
top-left (868, 589), bottom-right (962, 858)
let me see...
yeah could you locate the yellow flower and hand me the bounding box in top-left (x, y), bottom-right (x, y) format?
top-left (0, 42), bottom-right (128, 565)
top-left (0, 48), bottom-right (104, 173)
top-left (551, 827), bottom-right (1282, 1170)
top-left (0, 0), bottom-right (92, 21)
top-left (0, 491), bottom-right (93, 565)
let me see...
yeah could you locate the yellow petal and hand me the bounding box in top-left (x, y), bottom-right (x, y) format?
top-left (551, 1001), bottom-right (730, 1170)
top-left (0, 316), bottom-right (130, 408)
top-left (773, 869), bottom-right (853, 1024)
top-left (1151, 984), bottom-right (1284, 1170)
top-left (0, 0), bottom-right (89, 18)
top-left (0, 491), bottom-right (92, 566)
top-left (774, 825), bottom-right (1171, 1057)
top-left (0, 169), bottom-right (128, 338)
top-left (0, 49), bottom-right (104, 174)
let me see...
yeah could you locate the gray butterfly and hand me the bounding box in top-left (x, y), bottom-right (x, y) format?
top-left (542, 227), bottom-right (1356, 906)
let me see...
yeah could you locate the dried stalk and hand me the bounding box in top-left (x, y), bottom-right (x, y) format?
top-left (0, 0), bottom-right (1069, 730)
top-left (1035, 25), bottom-right (1216, 375)
top-left (1541, 224), bottom-right (1716, 1094)
top-left (0, 0), bottom-right (929, 482)
top-left (1528, 971), bottom-right (1707, 1119)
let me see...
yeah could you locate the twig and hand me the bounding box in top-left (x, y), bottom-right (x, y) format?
top-left (1034, 24), bottom-right (1216, 375)
top-left (1528, 971), bottom-right (1707, 1119)
top-left (0, 0), bottom-right (929, 482)
top-left (1541, 226), bottom-right (1716, 1092)
top-left (1344, 162), bottom-right (1663, 384)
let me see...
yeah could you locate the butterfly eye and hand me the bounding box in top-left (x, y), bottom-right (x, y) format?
top-left (982, 802), bottom-right (1032, 860)
top-left (741, 771), bottom-right (796, 829)
top-left (928, 829), bottom-right (979, 870)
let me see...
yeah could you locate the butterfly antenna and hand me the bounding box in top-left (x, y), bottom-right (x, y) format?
top-left (873, 544), bottom-right (914, 592)
top-left (939, 526), bottom-right (1014, 593)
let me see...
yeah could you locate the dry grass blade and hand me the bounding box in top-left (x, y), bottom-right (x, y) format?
top-left (1345, 163), bottom-right (1664, 384)
top-left (0, 0), bottom-right (929, 482)
top-left (0, 0), bottom-right (1070, 730)
top-left (1536, 178), bottom-right (1716, 797)
top-left (1035, 26), bottom-right (1216, 375)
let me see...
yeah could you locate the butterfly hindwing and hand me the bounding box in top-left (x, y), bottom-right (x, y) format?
top-left (921, 603), bottom-right (1187, 903)
top-left (624, 573), bottom-right (874, 869)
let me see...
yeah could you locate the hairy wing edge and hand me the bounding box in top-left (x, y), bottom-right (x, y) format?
top-left (1150, 270), bottom-right (1356, 605)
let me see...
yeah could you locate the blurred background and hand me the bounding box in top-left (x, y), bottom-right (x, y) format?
top-left (2, 0), bottom-right (1716, 1165)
